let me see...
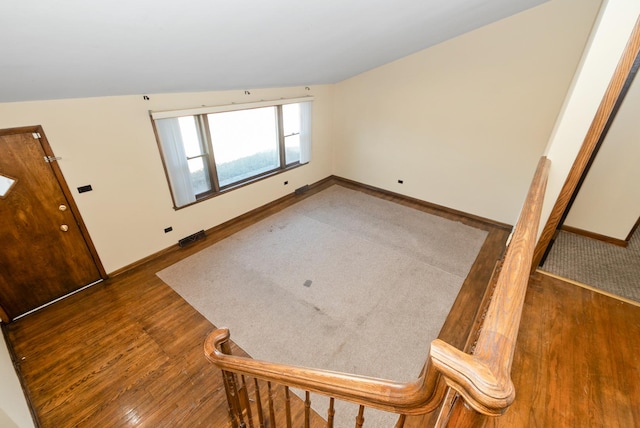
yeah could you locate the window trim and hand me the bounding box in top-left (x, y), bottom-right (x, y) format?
top-left (178, 161), bottom-right (304, 210)
top-left (150, 96), bottom-right (314, 120)
top-left (151, 97), bottom-right (312, 210)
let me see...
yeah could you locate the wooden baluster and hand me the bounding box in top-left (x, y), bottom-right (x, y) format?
top-left (220, 340), bottom-right (246, 428)
top-left (327, 398), bottom-right (335, 428)
top-left (395, 414), bottom-right (406, 428)
top-left (355, 405), bottom-right (365, 428)
top-left (241, 375), bottom-right (254, 428)
top-left (304, 391), bottom-right (311, 428)
top-left (221, 371), bottom-right (239, 428)
top-left (267, 381), bottom-right (277, 428)
top-left (205, 328), bottom-right (449, 425)
top-left (253, 378), bottom-right (265, 428)
top-left (284, 386), bottom-right (292, 428)
top-left (221, 369), bottom-right (246, 427)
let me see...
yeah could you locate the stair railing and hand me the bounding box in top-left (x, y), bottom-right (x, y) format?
top-left (204, 156), bottom-right (551, 427)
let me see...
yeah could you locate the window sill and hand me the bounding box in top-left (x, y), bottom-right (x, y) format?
top-left (173, 162), bottom-right (306, 210)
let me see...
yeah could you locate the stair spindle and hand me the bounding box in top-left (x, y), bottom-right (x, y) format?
top-left (285, 386), bottom-right (292, 428)
top-left (355, 405), bottom-right (365, 428)
top-left (220, 340), bottom-right (245, 428)
top-left (221, 370), bottom-right (239, 428)
top-left (267, 381), bottom-right (276, 428)
top-left (241, 375), bottom-right (254, 428)
top-left (222, 369), bottom-right (246, 428)
top-left (304, 391), bottom-right (311, 428)
top-left (253, 378), bottom-right (265, 428)
top-left (327, 397), bottom-right (335, 428)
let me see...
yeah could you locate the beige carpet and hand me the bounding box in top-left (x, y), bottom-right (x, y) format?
top-left (157, 185), bottom-right (488, 426)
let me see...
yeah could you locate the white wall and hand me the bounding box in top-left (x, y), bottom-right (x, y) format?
top-left (563, 70), bottom-right (640, 240)
top-left (0, 2), bottom-right (607, 274)
top-left (0, 2), bottom-right (635, 427)
top-left (332, 0), bottom-right (602, 225)
top-left (0, 86), bottom-right (334, 273)
top-left (0, 332), bottom-right (34, 428)
top-left (541, 0), bottom-right (640, 239)
top-left (0, 2), bottom-right (630, 423)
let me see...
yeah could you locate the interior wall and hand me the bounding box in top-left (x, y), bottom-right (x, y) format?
top-left (563, 70), bottom-right (640, 240)
top-left (0, 86), bottom-right (334, 273)
top-left (540, 0), bottom-right (640, 240)
top-left (0, 1), bottom-right (606, 271)
top-left (331, 0), bottom-right (602, 225)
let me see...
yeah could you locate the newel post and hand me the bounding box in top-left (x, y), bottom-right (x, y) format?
top-left (219, 339), bottom-right (245, 428)
top-left (438, 394), bottom-right (488, 427)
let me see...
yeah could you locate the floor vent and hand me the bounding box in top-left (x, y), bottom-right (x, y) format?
top-left (295, 184), bottom-right (310, 195)
top-left (178, 230), bottom-right (206, 247)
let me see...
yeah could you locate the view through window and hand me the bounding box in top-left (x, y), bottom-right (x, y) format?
top-left (154, 99), bottom-right (312, 208)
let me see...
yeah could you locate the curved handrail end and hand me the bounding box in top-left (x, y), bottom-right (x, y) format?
top-left (430, 339), bottom-right (515, 416)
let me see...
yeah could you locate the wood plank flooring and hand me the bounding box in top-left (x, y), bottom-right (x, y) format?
top-left (488, 272), bottom-right (640, 427)
top-left (2, 177), bottom-right (513, 427)
top-left (6, 178), bottom-right (639, 427)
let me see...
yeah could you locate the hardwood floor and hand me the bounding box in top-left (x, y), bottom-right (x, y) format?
top-left (5, 264), bottom-right (225, 426)
top-left (6, 178), bottom-right (639, 427)
top-left (1, 177), bottom-right (513, 427)
top-left (488, 272), bottom-right (640, 427)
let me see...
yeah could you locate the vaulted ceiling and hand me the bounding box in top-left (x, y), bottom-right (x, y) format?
top-left (0, 0), bottom-right (549, 103)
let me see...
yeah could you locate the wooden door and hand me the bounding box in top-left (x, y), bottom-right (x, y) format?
top-left (0, 127), bottom-right (104, 321)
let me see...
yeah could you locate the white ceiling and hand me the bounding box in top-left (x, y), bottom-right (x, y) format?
top-left (0, 0), bottom-right (549, 103)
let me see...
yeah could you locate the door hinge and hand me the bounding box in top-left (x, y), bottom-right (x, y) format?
top-left (32, 132), bottom-right (41, 139)
top-left (44, 156), bottom-right (62, 163)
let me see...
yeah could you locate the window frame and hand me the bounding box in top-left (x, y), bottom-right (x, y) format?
top-left (151, 97), bottom-right (313, 209)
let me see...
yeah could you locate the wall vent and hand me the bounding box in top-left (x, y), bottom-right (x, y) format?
top-left (295, 184), bottom-right (310, 195)
top-left (178, 230), bottom-right (206, 247)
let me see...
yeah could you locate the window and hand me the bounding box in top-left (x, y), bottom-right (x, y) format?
top-left (152, 98), bottom-right (312, 208)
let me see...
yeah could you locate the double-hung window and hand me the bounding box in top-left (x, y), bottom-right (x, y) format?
top-left (152, 98), bottom-right (312, 208)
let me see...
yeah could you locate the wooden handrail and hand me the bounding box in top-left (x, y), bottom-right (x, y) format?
top-left (204, 156), bottom-right (551, 421)
top-left (205, 327), bottom-right (447, 415)
top-left (431, 156), bottom-right (551, 416)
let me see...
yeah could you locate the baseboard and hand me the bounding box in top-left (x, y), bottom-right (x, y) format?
top-left (110, 174), bottom-right (511, 276)
top-left (331, 176), bottom-right (512, 232)
top-left (625, 217), bottom-right (640, 242)
top-left (109, 175), bottom-right (335, 277)
top-left (108, 245), bottom-right (177, 277)
top-left (561, 225), bottom-right (628, 247)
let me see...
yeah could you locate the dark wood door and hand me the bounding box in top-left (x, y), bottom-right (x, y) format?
top-left (0, 127), bottom-right (103, 321)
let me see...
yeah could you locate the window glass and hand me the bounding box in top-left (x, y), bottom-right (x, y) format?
top-left (0, 174), bottom-right (16, 198)
top-left (208, 107), bottom-right (279, 187)
top-left (153, 99), bottom-right (312, 208)
top-left (178, 116), bottom-right (203, 158)
top-left (177, 116), bottom-right (212, 195)
top-left (283, 103), bottom-right (301, 165)
top-left (187, 157), bottom-right (212, 195)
